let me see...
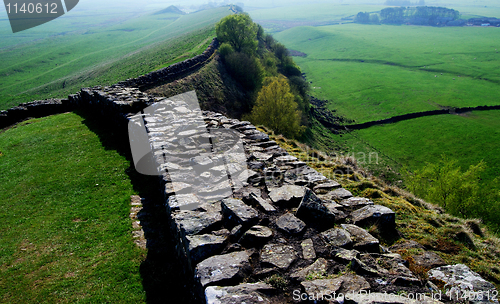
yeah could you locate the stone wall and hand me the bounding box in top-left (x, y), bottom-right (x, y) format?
top-left (117, 38), bottom-right (219, 90)
top-left (344, 105), bottom-right (500, 130)
top-left (1, 43), bottom-right (498, 304)
top-left (0, 99), bottom-right (72, 129)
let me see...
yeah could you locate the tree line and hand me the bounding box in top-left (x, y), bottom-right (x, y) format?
top-left (356, 6), bottom-right (460, 26)
top-left (216, 13), bottom-right (309, 138)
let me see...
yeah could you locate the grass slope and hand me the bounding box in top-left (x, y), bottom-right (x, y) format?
top-left (0, 7), bottom-right (232, 110)
top-left (0, 113), bottom-right (145, 303)
top-left (268, 129), bottom-right (500, 290)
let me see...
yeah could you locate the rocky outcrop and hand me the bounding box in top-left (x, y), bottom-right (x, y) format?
top-left (428, 264), bottom-right (499, 304)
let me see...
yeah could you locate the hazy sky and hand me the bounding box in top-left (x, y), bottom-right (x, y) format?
top-left (1, 0), bottom-right (498, 15)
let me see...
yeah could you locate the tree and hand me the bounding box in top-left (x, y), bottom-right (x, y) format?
top-left (216, 13), bottom-right (258, 54)
top-left (370, 14), bottom-right (380, 24)
top-left (224, 52), bottom-right (263, 91)
top-left (248, 77), bottom-right (305, 138)
top-left (355, 12), bottom-right (370, 24)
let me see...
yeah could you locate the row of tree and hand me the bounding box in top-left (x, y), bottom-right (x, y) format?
top-left (216, 13), bottom-right (309, 138)
top-left (356, 6), bottom-right (460, 26)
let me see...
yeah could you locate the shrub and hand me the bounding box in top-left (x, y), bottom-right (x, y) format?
top-left (218, 42), bottom-right (234, 59)
top-left (248, 77), bottom-right (305, 138)
top-left (224, 51), bottom-right (263, 91)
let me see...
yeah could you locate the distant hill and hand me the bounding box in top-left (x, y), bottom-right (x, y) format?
top-left (153, 5), bottom-right (186, 15)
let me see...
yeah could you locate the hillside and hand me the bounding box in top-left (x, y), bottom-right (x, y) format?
top-left (153, 5), bottom-right (186, 15)
top-left (0, 6), bottom-right (232, 110)
top-left (146, 55), bottom-right (252, 118)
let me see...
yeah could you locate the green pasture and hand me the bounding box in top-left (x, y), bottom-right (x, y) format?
top-left (0, 113), bottom-right (145, 303)
top-left (276, 24), bottom-right (500, 123)
top-left (0, 6), bottom-right (231, 110)
top-left (333, 110), bottom-right (500, 184)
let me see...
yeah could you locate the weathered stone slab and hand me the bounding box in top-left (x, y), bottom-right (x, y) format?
top-left (313, 181), bottom-right (342, 194)
top-left (300, 274), bottom-right (370, 300)
top-left (248, 193), bottom-right (277, 213)
top-left (221, 198), bottom-right (259, 226)
top-left (359, 253), bottom-right (417, 284)
top-left (296, 189), bottom-right (347, 224)
top-left (245, 132), bottom-right (269, 142)
top-left (301, 278), bottom-right (342, 300)
top-left (252, 152), bottom-right (273, 162)
top-left (339, 197), bottom-right (374, 211)
top-left (164, 182), bottom-right (193, 196)
top-left (276, 213), bottom-right (306, 234)
top-left (268, 185), bottom-right (306, 206)
top-left (351, 205), bottom-right (396, 229)
top-left (301, 239), bottom-right (316, 260)
top-left (195, 251), bottom-right (251, 287)
top-left (186, 233), bottom-right (228, 264)
top-left (273, 155), bottom-right (298, 165)
top-left (263, 166), bottom-right (284, 189)
top-left (291, 258), bottom-right (329, 282)
top-left (173, 210), bottom-right (222, 235)
top-left (341, 224), bottom-right (380, 253)
top-left (321, 227), bottom-right (353, 248)
top-left (332, 247), bottom-right (360, 263)
top-left (240, 225), bottom-right (273, 246)
top-left (205, 283), bottom-right (274, 304)
top-left (337, 274), bottom-right (371, 294)
top-left (326, 188), bottom-right (353, 201)
top-left (428, 264), bottom-right (498, 304)
top-left (260, 244), bottom-right (297, 270)
top-left (166, 193), bottom-right (201, 211)
top-left (284, 166), bottom-right (327, 186)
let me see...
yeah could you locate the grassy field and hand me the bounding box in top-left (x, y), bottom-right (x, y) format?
top-left (0, 113), bottom-right (145, 303)
top-left (276, 24), bottom-right (500, 123)
top-left (274, 23), bottom-right (500, 184)
top-left (0, 6), bottom-right (231, 110)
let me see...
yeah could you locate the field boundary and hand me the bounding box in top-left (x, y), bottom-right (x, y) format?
top-left (117, 38), bottom-right (219, 90)
top-left (312, 102), bottom-right (500, 131)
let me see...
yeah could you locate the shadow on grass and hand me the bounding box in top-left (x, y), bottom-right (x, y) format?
top-left (76, 109), bottom-right (199, 304)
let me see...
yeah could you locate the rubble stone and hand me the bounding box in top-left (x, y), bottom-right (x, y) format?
top-left (351, 205), bottom-right (396, 229)
top-left (195, 251), bottom-right (251, 287)
top-left (260, 244), bottom-right (297, 270)
top-left (276, 213), bottom-right (306, 234)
